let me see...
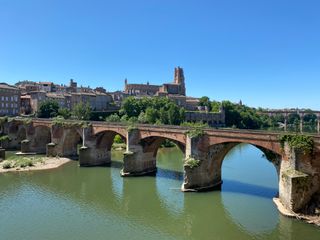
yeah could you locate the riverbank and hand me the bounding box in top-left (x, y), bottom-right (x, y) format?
top-left (0, 155), bottom-right (71, 173)
top-left (273, 198), bottom-right (320, 227)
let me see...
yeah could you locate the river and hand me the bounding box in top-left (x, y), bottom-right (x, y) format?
top-left (0, 144), bottom-right (319, 239)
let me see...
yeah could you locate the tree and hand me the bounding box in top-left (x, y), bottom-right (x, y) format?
top-left (37, 99), bottom-right (59, 118)
top-left (145, 107), bottom-right (158, 124)
top-left (106, 113), bottom-right (121, 122)
top-left (199, 96), bottom-right (212, 111)
top-left (113, 134), bottom-right (124, 144)
top-left (138, 112), bottom-right (148, 123)
top-left (121, 97), bottom-right (142, 118)
top-left (211, 101), bottom-right (221, 112)
top-left (72, 102), bottom-right (91, 120)
top-left (58, 108), bottom-right (71, 119)
top-left (119, 97), bottom-right (186, 125)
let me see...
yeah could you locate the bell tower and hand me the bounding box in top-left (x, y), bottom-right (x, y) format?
top-left (174, 67), bottom-right (186, 96)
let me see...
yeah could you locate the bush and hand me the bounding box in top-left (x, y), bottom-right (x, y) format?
top-left (2, 161), bottom-right (12, 169)
top-left (161, 139), bottom-right (176, 148)
top-left (184, 157), bottom-right (201, 169)
top-left (17, 158), bottom-right (34, 168)
top-left (114, 134), bottom-right (125, 144)
top-left (279, 134), bottom-right (314, 154)
top-left (58, 108), bottom-right (71, 119)
top-left (105, 114), bottom-right (121, 122)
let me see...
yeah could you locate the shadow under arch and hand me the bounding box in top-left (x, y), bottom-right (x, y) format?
top-left (32, 125), bottom-right (52, 153)
top-left (94, 130), bottom-right (127, 164)
top-left (140, 136), bottom-right (185, 158)
top-left (95, 130), bottom-right (126, 151)
top-left (62, 128), bottom-right (83, 157)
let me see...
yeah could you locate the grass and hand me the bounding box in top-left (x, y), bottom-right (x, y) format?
top-left (2, 152), bottom-right (45, 169)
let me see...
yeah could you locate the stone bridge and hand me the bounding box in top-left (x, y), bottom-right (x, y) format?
top-left (2, 118), bottom-right (320, 213)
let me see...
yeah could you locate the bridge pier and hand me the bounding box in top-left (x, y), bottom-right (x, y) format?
top-left (121, 129), bottom-right (157, 176)
top-left (182, 136), bottom-right (227, 191)
top-left (79, 146), bottom-right (111, 167)
top-left (279, 143), bottom-right (318, 212)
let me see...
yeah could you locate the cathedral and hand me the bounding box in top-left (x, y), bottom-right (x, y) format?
top-left (124, 67), bottom-right (186, 97)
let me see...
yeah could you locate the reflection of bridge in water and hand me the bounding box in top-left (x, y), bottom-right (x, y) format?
top-left (3, 118), bottom-right (320, 213)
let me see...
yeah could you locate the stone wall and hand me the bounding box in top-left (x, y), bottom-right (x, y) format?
top-left (185, 111), bottom-right (225, 127)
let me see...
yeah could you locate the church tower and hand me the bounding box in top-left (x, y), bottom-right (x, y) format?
top-left (174, 67), bottom-right (186, 96)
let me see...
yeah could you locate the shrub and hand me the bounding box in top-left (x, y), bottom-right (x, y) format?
top-left (2, 161), bottom-right (12, 169)
top-left (114, 134), bottom-right (125, 144)
top-left (184, 157), bottom-right (201, 169)
top-left (279, 134), bottom-right (314, 154)
top-left (17, 158), bottom-right (34, 168)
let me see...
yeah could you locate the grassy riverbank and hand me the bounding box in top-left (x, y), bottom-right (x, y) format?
top-left (0, 151), bottom-right (70, 173)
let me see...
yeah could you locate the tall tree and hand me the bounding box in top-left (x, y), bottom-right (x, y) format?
top-left (72, 102), bottom-right (91, 120)
top-left (37, 99), bottom-right (59, 118)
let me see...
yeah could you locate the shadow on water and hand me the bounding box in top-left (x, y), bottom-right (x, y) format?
top-left (110, 160), bottom-right (276, 199)
top-left (110, 160), bottom-right (184, 181)
top-left (222, 179), bottom-right (278, 199)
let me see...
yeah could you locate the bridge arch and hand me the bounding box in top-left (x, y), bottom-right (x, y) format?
top-left (95, 130), bottom-right (126, 151)
top-left (93, 127), bottom-right (127, 140)
top-left (204, 141), bottom-right (282, 194)
top-left (140, 136), bottom-right (186, 158)
top-left (33, 125), bottom-right (52, 153)
top-left (61, 128), bottom-right (83, 157)
top-left (208, 142), bottom-right (282, 174)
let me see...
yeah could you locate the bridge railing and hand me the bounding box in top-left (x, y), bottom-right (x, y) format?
top-left (12, 117), bottom-right (320, 138)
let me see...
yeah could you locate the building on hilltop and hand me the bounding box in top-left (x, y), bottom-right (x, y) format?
top-left (124, 67), bottom-right (186, 97)
top-left (121, 67), bottom-right (225, 127)
top-left (0, 83), bottom-right (21, 116)
top-left (18, 78), bottom-right (113, 114)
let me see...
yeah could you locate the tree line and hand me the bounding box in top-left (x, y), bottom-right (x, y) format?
top-left (37, 96), bottom-right (318, 132)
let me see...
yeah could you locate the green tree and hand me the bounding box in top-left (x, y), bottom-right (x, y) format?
top-left (106, 113), bottom-right (121, 122)
top-left (72, 102), bottom-right (91, 120)
top-left (37, 99), bottom-right (59, 118)
top-left (138, 112), bottom-right (148, 124)
top-left (145, 107), bottom-right (158, 124)
top-left (113, 134), bottom-right (124, 144)
top-left (199, 96), bottom-right (212, 111)
top-left (119, 97), bottom-right (185, 125)
top-left (211, 101), bottom-right (221, 112)
top-left (58, 108), bottom-right (71, 119)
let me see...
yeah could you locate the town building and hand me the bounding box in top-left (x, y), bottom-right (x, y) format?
top-left (124, 67), bottom-right (186, 97)
top-left (121, 67), bottom-right (225, 126)
top-left (39, 82), bottom-right (55, 92)
top-left (0, 83), bottom-right (21, 116)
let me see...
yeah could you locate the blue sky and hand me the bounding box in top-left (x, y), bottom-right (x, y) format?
top-left (1, 0), bottom-right (320, 109)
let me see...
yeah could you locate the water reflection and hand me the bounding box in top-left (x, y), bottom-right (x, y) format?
top-left (1, 146), bottom-right (319, 240)
top-left (156, 148), bottom-right (185, 217)
top-left (221, 144), bottom-right (279, 236)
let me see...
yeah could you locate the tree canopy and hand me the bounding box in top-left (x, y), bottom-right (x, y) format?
top-left (37, 100), bottom-right (59, 118)
top-left (115, 97), bottom-right (185, 125)
top-left (72, 102), bottom-right (91, 120)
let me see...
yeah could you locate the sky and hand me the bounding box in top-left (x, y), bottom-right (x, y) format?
top-left (1, 0), bottom-right (320, 109)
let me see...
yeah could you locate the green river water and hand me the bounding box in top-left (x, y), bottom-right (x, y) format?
top-left (0, 144), bottom-right (319, 240)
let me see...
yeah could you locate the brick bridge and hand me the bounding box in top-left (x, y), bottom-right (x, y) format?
top-left (3, 118), bottom-right (320, 213)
